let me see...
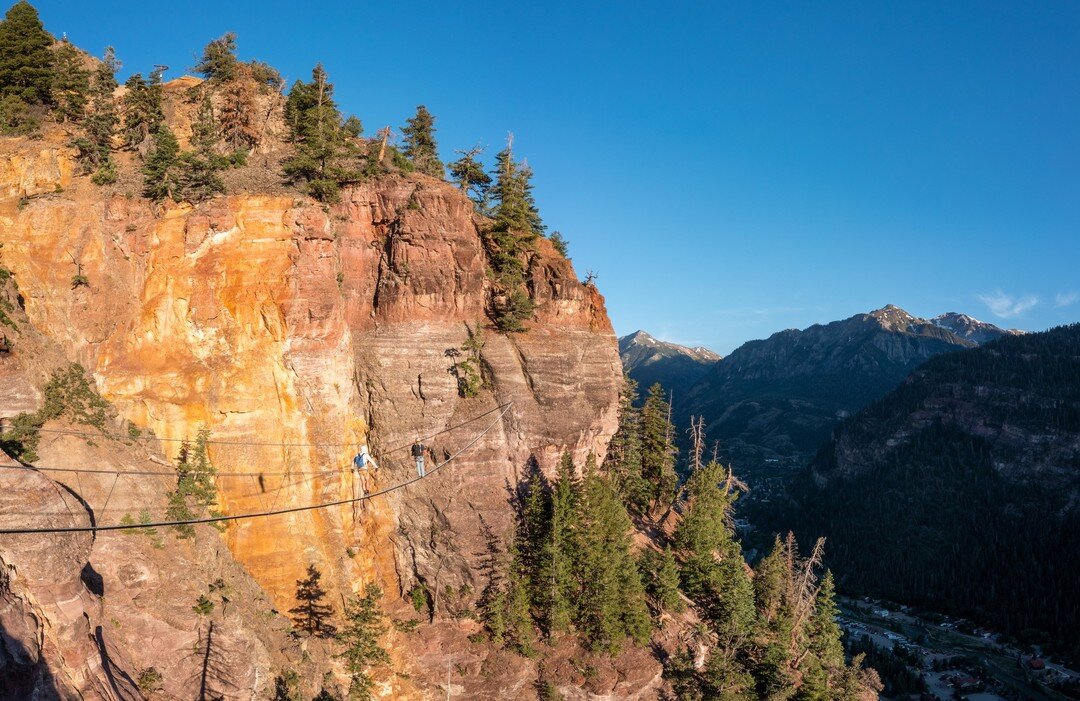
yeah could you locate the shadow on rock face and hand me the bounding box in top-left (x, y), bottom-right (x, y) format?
top-left (0, 622), bottom-right (61, 701)
top-left (81, 562), bottom-right (104, 597)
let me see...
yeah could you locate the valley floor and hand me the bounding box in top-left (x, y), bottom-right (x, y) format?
top-left (837, 597), bottom-right (1080, 701)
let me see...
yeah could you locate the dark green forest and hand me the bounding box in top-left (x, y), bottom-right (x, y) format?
top-left (784, 324), bottom-right (1080, 659)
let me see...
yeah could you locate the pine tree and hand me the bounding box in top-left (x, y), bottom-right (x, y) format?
top-left (165, 429), bottom-right (217, 537)
top-left (640, 383), bottom-right (678, 510)
top-left (74, 47), bottom-right (120, 185)
top-left (672, 460), bottom-right (755, 639)
top-left (519, 462), bottom-right (554, 628)
top-left (289, 564), bottom-right (336, 638)
top-left (485, 136), bottom-right (542, 332)
top-left (548, 231), bottom-right (569, 258)
top-left (141, 124), bottom-right (181, 201)
top-left (50, 40), bottom-right (89, 123)
top-left (548, 451), bottom-right (580, 634)
top-left (504, 532), bottom-right (536, 656)
top-left (400, 105), bottom-right (443, 178)
top-left (605, 375), bottom-right (650, 513)
top-left (282, 64), bottom-right (360, 202)
top-left (338, 584), bottom-right (389, 701)
top-left (448, 145), bottom-right (491, 208)
top-left (640, 546), bottom-right (683, 614)
top-left (194, 32), bottom-right (239, 82)
top-left (0, 1), bottom-right (54, 104)
top-left (575, 461), bottom-right (652, 653)
top-left (122, 68), bottom-right (165, 150)
top-left (699, 649), bottom-right (757, 701)
top-left (178, 96), bottom-right (226, 201)
top-left (490, 141), bottom-right (543, 238)
top-left (805, 570), bottom-right (845, 683)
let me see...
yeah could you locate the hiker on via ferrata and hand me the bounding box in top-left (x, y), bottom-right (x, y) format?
top-left (411, 438), bottom-right (430, 478)
top-left (352, 444), bottom-right (377, 473)
top-left (352, 444), bottom-right (378, 499)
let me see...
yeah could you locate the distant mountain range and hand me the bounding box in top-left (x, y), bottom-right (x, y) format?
top-left (785, 323), bottom-right (1080, 654)
top-left (624, 307), bottom-right (1020, 487)
top-left (618, 330), bottom-right (721, 398)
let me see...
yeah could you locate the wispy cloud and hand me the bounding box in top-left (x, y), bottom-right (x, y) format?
top-left (1055, 291), bottom-right (1079, 308)
top-left (977, 291), bottom-right (1038, 319)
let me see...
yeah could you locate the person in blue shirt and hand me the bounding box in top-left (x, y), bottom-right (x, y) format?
top-left (353, 445), bottom-right (378, 473)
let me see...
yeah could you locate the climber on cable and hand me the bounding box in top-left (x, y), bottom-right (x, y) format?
top-left (352, 444), bottom-right (377, 473)
top-left (411, 437), bottom-right (431, 478)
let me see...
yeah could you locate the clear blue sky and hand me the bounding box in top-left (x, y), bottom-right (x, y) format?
top-left (33, 1), bottom-right (1080, 353)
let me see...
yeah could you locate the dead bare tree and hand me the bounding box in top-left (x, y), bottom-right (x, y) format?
top-left (377, 125), bottom-right (393, 164)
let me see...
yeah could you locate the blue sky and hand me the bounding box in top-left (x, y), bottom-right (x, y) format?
top-left (33, 1), bottom-right (1080, 353)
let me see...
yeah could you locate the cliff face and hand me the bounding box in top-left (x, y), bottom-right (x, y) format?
top-left (0, 135), bottom-right (624, 696)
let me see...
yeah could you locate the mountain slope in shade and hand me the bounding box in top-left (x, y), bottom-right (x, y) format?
top-left (931, 312), bottom-right (1023, 345)
top-left (786, 324), bottom-right (1080, 655)
top-left (619, 330), bottom-right (721, 396)
top-left (677, 305), bottom-right (977, 478)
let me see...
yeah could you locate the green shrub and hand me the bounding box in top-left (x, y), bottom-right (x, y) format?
top-left (0, 363), bottom-right (112, 462)
top-left (193, 595), bottom-right (214, 616)
top-left (137, 667), bottom-right (163, 693)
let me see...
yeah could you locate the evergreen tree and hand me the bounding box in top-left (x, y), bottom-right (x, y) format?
top-left (490, 141), bottom-right (543, 238)
top-left (700, 650), bottom-right (758, 701)
top-left (73, 47), bottom-right (120, 185)
top-left (177, 96), bottom-right (226, 201)
top-left (121, 68), bottom-right (165, 150)
top-left (807, 571), bottom-right (843, 667)
top-left (519, 462), bottom-right (554, 628)
top-left (141, 124), bottom-right (181, 201)
top-left (289, 564), bottom-right (336, 638)
top-left (503, 532), bottom-right (536, 656)
top-left (548, 231), bottom-right (569, 258)
top-left (282, 64), bottom-right (360, 202)
top-left (338, 584), bottom-right (389, 701)
top-left (548, 451), bottom-right (580, 634)
top-left (640, 546), bottom-right (683, 614)
top-left (484, 136), bottom-right (543, 332)
top-left (640, 383), bottom-right (678, 510)
top-left (165, 429), bottom-right (217, 537)
top-left (400, 105), bottom-right (443, 178)
top-left (672, 460), bottom-right (755, 640)
top-left (0, 1), bottom-right (53, 104)
top-left (448, 145), bottom-right (491, 208)
top-left (50, 40), bottom-right (89, 123)
top-left (605, 375), bottom-right (650, 513)
top-left (575, 460), bottom-right (652, 653)
top-left (194, 32), bottom-right (239, 82)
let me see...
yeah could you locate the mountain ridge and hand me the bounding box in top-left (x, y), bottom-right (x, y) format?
top-left (785, 323), bottom-right (1080, 655)
top-left (618, 329), bottom-right (721, 398)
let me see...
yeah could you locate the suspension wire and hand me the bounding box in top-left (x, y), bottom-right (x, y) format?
top-left (0, 403), bottom-right (511, 535)
top-left (5, 403), bottom-right (512, 451)
top-left (0, 403), bottom-right (513, 479)
top-left (100, 472), bottom-right (120, 514)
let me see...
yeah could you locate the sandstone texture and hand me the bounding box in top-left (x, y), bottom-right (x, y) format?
top-left (0, 121), bottom-right (629, 698)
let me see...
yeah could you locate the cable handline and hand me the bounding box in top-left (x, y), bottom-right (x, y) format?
top-left (5, 403), bottom-right (512, 452)
top-left (0, 403), bottom-right (511, 535)
top-left (0, 403), bottom-right (512, 478)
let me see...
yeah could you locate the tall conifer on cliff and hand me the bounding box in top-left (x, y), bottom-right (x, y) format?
top-left (401, 105), bottom-right (443, 178)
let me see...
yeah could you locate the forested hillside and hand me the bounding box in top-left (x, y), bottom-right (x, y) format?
top-left (785, 324), bottom-right (1080, 659)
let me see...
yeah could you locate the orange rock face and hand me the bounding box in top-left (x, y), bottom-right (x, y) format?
top-left (0, 142), bottom-right (622, 641)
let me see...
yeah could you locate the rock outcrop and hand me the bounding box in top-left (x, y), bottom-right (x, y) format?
top-left (0, 122), bottom-right (624, 697)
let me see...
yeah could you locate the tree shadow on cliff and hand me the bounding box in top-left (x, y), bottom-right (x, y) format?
top-left (94, 625), bottom-right (141, 699)
top-left (508, 454), bottom-right (549, 521)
